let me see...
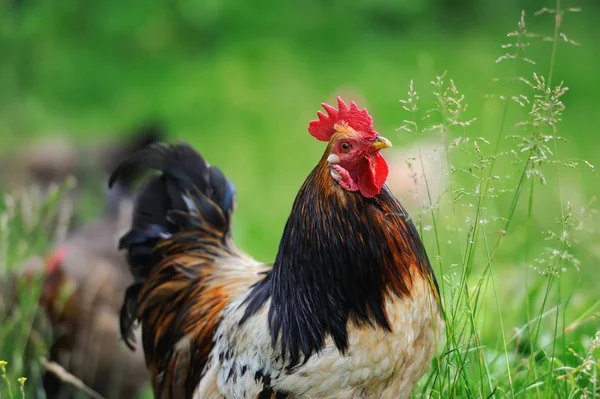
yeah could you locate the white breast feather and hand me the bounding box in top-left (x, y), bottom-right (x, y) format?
top-left (195, 277), bottom-right (444, 399)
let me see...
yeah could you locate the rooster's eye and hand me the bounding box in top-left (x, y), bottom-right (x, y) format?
top-left (340, 142), bottom-right (352, 152)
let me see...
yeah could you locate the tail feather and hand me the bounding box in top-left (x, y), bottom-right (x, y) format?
top-left (108, 142), bottom-right (237, 349)
top-left (111, 141), bottom-right (270, 397)
top-left (109, 141), bottom-right (236, 254)
top-left (120, 282), bottom-right (144, 350)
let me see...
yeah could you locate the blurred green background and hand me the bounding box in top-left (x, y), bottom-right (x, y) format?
top-left (1, 0), bottom-right (599, 397)
top-left (2, 0), bottom-right (599, 262)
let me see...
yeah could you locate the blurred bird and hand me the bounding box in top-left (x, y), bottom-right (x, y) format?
top-left (0, 123), bottom-right (166, 231)
top-left (8, 126), bottom-right (164, 399)
top-left (111, 97), bottom-right (443, 398)
top-left (33, 197), bottom-right (149, 399)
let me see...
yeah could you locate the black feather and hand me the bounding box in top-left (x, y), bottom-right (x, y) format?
top-left (120, 282), bottom-right (144, 350)
top-left (109, 141), bottom-right (236, 350)
top-left (105, 123), bottom-right (165, 216)
top-left (242, 167), bottom-right (437, 367)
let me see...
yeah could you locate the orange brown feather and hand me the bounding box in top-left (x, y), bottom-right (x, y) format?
top-left (110, 142), bottom-right (267, 398)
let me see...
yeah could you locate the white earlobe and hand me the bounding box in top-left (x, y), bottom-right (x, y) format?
top-left (327, 154), bottom-right (340, 164)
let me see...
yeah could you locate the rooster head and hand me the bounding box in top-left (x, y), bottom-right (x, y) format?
top-left (309, 96), bottom-right (392, 198)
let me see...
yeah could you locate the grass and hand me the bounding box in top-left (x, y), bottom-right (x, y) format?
top-left (1, 0), bottom-right (599, 398)
top-left (1, 361), bottom-right (27, 399)
top-left (0, 182), bottom-right (75, 398)
top-left (408, 5), bottom-right (599, 397)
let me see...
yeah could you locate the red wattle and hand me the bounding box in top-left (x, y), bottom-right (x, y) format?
top-left (47, 246), bottom-right (68, 274)
top-left (357, 152), bottom-right (389, 198)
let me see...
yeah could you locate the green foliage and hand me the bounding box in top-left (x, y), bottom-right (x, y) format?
top-left (0, 360), bottom-right (28, 399)
top-left (399, 5), bottom-right (599, 397)
top-left (0, 181), bottom-right (74, 398)
top-left (0, 0), bottom-right (598, 398)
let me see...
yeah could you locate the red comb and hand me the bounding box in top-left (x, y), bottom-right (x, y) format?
top-left (46, 246), bottom-right (67, 274)
top-left (308, 97), bottom-right (376, 141)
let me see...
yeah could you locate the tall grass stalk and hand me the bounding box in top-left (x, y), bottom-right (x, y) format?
top-left (402, 1), bottom-right (598, 397)
top-left (0, 180), bottom-right (74, 398)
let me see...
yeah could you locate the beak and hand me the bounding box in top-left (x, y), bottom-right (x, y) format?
top-left (371, 136), bottom-right (393, 151)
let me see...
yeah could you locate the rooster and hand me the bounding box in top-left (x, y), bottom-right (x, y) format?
top-left (110, 97), bottom-right (443, 399)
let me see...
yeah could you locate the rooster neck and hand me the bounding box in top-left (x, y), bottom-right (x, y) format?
top-left (242, 160), bottom-right (438, 367)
